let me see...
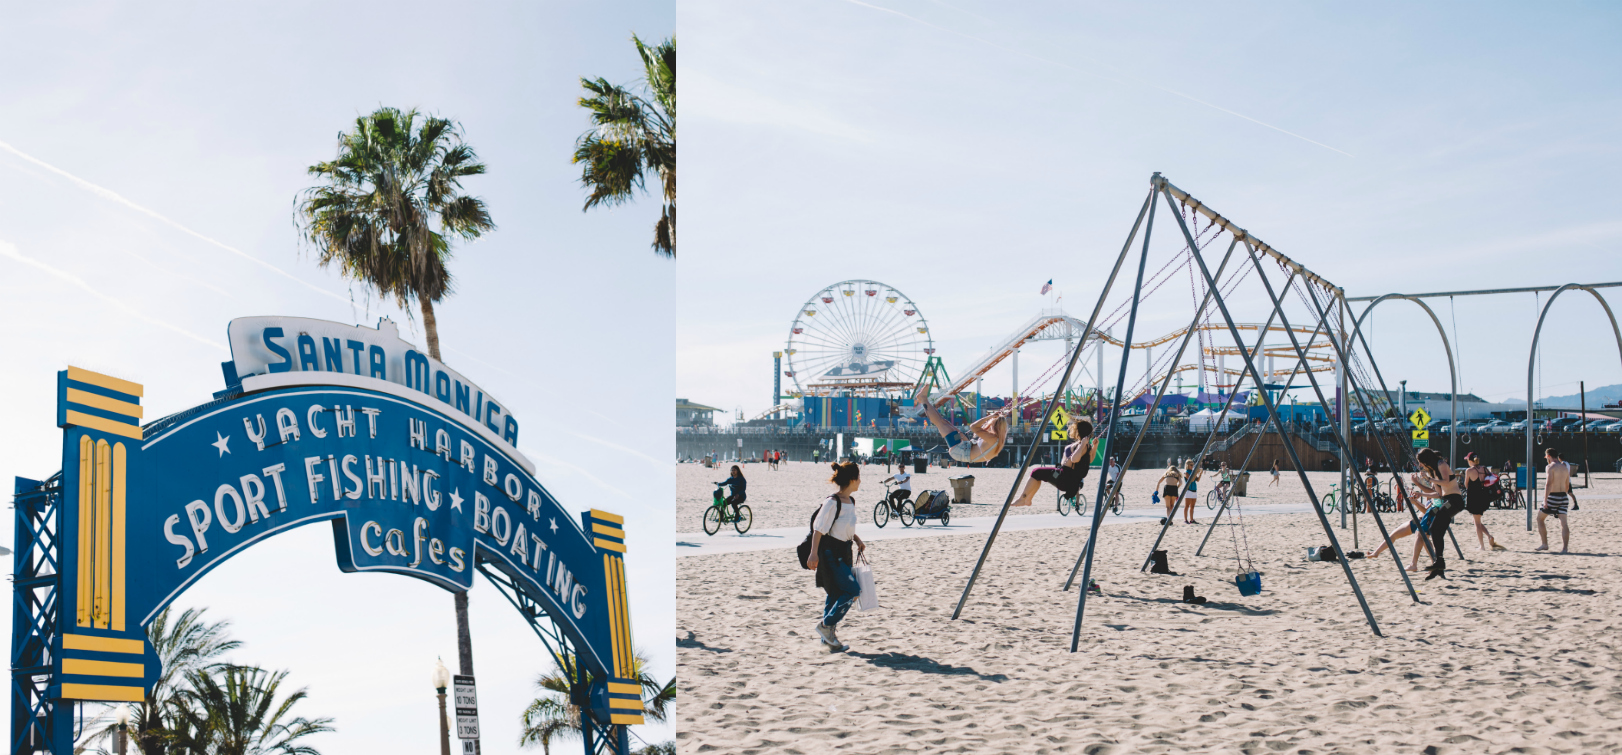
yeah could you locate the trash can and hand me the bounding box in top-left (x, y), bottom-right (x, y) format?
top-left (949, 474), bottom-right (975, 503)
top-left (914, 456), bottom-right (928, 474)
top-left (1234, 472), bottom-right (1250, 497)
top-left (1516, 467), bottom-right (1526, 490)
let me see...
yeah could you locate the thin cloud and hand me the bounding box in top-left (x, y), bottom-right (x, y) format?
top-left (0, 138), bottom-right (351, 303)
top-left (0, 239), bottom-right (227, 351)
top-left (835, 0), bottom-right (1355, 158)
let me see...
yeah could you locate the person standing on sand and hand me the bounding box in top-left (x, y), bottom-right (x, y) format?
top-left (1269, 459), bottom-right (1280, 487)
top-left (1181, 459), bottom-right (1202, 524)
top-left (1537, 448), bottom-right (1573, 553)
top-left (1463, 452), bottom-right (1506, 551)
top-left (1158, 462), bottom-right (1183, 523)
top-left (807, 462), bottom-right (866, 651)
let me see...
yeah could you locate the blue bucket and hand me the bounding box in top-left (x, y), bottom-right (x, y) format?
top-left (1235, 571), bottom-right (1263, 596)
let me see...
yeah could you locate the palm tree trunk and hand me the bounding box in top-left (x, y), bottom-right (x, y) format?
top-left (420, 297), bottom-right (443, 361)
top-left (421, 295), bottom-right (475, 752)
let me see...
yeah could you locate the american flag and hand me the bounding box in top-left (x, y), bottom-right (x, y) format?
top-left (1040, 279), bottom-right (1053, 295)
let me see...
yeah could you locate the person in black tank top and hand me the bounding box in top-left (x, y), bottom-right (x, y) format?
top-left (1462, 452), bottom-right (1505, 551)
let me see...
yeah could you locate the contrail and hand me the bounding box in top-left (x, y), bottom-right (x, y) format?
top-left (0, 240), bottom-right (227, 351)
top-left (836, 0), bottom-right (1354, 158)
top-left (0, 138), bottom-right (353, 302)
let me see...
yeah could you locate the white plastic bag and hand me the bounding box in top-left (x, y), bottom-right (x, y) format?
top-left (853, 558), bottom-right (879, 612)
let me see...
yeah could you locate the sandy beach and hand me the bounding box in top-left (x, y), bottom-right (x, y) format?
top-left (678, 462), bottom-right (1622, 754)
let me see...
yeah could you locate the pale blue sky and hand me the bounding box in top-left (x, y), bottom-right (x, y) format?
top-left (680, 0), bottom-right (1622, 420)
top-left (1, 2), bottom-right (673, 750)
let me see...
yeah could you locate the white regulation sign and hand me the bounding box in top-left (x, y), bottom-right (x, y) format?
top-left (454, 674), bottom-right (480, 740)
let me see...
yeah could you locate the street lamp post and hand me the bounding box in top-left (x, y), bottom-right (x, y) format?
top-left (433, 658), bottom-right (453, 755)
top-left (114, 704), bottom-right (131, 755)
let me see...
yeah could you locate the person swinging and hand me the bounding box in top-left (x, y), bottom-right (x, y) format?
top-left (1013, 419), bottom-right (1096, 506)
top-left (906, 383), bottom-right (1010, 464)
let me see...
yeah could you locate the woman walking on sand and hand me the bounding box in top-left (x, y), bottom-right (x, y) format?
top-left (807, 462), bottom-right (866, 651)
top-left (1181, 459), bottom-right (1202, 524)
top-left (1158, 461), bottom-right (1183, 523)
top-left (1463, 452), bottom-right (1507, 551)
top-left (1269, 459), bottom-right (1280, 487)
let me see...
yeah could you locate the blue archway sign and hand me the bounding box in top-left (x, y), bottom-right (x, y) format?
top-left (11, 318), bottom-right (641, 755)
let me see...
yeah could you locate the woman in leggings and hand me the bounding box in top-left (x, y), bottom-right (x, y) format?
top-left (1013, 419), bottom-right (1096, 507)
top-left (1415, 447), bottom-right (1464, 580)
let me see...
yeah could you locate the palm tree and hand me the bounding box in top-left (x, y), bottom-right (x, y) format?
top-left (298, 106), bottom-right (495, 361)
top-left (77, 607), bottom-right (244, 755)
top-left (166, 666), bottom-right (334, 755)
top-left (575, 35), bottom-right (675, 257)
top-left (298, 106), bottom-right (495, 715)
top-left (518, 651), bottom-right (673, 754)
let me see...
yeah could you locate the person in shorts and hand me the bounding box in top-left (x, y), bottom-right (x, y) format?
top-left (1462, 451), bottom-right (1506, 551)
top-left (905, 382), bottom-right (1009, 464)
top-left (1181, 459), bottom-right (1202, 524)
top-left (1157, 461), bottom-right (1183, 523)
top-left (1269, 459), bottom-right (1280, 487)
top-left (1537, 447), bottom-right (1572, 553)
top-left (1014, 419), bottom-right (1096, 506)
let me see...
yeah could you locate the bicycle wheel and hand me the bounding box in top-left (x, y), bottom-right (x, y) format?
top-left (899, 501), bottom-right (915, 527)
top-left (1110, 493), bottom-right (1124, 515)
top-left (1321, 491), bottom-right (1337, 513)
top-left (732, 505), bottom-right (752, 534)
top-left (1206, 489), bottom-right (1220, 510)
top-left (1074, 491), bottom-right (1089, 515)
top-left (1057, 492), bottom-right (1071, 516)
top-left (874, 501), bottom-right (890, 528)
top-left (702, 507), bottom-right (721, 536)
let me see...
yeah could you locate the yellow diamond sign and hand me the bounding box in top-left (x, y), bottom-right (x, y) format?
top-left (1409, 407), bottom-right (1431, 429)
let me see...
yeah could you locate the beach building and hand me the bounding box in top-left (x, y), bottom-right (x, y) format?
top-left (677, 398), bottom-right (723, 427)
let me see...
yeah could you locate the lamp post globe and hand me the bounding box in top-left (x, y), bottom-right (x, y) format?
top-left (433, 657), bottom-right (453, 755)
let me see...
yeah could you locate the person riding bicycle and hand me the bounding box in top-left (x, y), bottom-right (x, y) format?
top-left (880, 468), bottom-right (913, 506)
top-left (715, 465), bottom-right (747, 514)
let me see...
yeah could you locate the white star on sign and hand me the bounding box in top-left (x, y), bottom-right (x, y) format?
top-left (550, 518), bottom-right (558, 534)
top-left (449, 489), bottom-right (464, 512)
top-left (212, 432), bottom-right (231, 456)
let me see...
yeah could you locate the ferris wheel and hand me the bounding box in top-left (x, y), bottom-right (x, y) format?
top-left (785, 279), bottom-right (934, 395)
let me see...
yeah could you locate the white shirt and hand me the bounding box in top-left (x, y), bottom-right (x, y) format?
top-left (892, 471), bottom-right (912, 491)
top-left (813, 494), bottom-right (858, 541)
top-left (1107, 463), bottom-right (1119, 482)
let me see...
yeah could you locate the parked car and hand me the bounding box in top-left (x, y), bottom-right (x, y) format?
top-left (1581, 419), bottom-right (1616, 432)
top-left (1548, 417), bottom-right (1586, 433)
top-left (1506, 419), bottom-right (1549, 433)
top-left (1477, 419), bottom-right (1510, 434)
top-left (1425, 418), bottom-right (1451, 433)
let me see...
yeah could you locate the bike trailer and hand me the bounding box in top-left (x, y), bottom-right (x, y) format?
top-left (913, 490), bottom-right (950, 516)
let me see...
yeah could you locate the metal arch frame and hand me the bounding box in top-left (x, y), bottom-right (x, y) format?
top-left (11, 476), bottom-right (69, 755)
top-left (1523, 284), bottom-right (1622, 530)
top-left (785, 279), bottom-right (933, 396)
top-left (477, 560), bottom-right (630, 755)
top-left (1349, 295), bottom-right (1459, 468)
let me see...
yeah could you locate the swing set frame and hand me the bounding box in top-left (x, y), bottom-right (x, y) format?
top-left (953, 173), bottom-right (1469, 650)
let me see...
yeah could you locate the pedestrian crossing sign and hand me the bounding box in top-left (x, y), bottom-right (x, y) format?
top-left (1409, 408), bottom-right (1430, 429)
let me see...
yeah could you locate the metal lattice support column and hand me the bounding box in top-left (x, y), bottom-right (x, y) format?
top-left (12, 475), bottom-right (69, 755)
top-left (477, 561), bottom-right (630, 755)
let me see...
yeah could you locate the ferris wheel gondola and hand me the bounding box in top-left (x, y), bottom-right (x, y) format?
top-left (786, 279), bottom-right (932, 395)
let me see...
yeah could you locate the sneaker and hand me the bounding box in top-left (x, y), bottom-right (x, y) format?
top-left (1490, 538), bottom-right (1507, 552)
top-left (815, 622), bottom-right (844, 650)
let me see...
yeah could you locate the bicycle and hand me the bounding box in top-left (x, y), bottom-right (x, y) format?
top-left (874, 481), bottom-right (915, 528)
top-left (1206, 480), bottom-right (1232, 510)
top-left (1056, 488), bottom-right (1091, 516)
top-left (1320, 483), bottom-right (1341, 513)
top-left (703, 483), bottom-right (753, 535)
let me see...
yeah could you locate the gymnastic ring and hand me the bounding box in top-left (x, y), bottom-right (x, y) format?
top-left (1460, 433), bottom-right (1471, 445)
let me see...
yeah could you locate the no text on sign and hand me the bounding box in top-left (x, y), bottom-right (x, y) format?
top-left (454, 674), bottom-right (480, 740)
top-left (1409, 408), bottom-right (1431, 429)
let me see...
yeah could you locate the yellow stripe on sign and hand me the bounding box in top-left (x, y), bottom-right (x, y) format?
top-left (60, 683), bottom-right (145, 702)
top-left (594, 538), bottom-right (626, 553)
top-left (78, 436), bottom-right (93, 628)
top-left (63, 658), bottom-right (143, 678)
top-left (63, 633), bottom-right (145, 654)
top-left (66, 366), bottom-right (144, 398)
top-left (592, 523), bottom-right (625, 539)
top-left (65, 388), bottom-right (144, 419)
top-left (615, 557), bottom-right (634, 675)
top-left (64, 411), bottom-right (143, 440)
top-left (603, 555), bottom-right (620, 675)
top-left (607, 681), bottom-right (641, 695)
top-left (608, 696), bottom-right (643, 710)
top-left (610, 713), bottom-right (645, 725)
top-left (112, 442), bottom-right (127, 632)
top-left (589, 509), bottom-right (624, 525)
top-left (94, 440), bottom-right (111, 630)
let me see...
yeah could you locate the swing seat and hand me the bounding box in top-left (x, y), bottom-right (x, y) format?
top-left (1234, 570), bottom-right (1263, 596)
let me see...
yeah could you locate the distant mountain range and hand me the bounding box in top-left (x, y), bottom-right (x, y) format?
top-left (1503, 383), bottom-right (1622, 409)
